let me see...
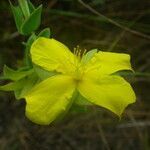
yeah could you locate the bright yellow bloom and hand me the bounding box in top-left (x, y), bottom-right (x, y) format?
top-left (24, 37), bottom-right (136, 125)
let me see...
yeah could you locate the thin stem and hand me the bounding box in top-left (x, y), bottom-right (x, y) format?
top-left (78, 0), bottom-right (150, 40)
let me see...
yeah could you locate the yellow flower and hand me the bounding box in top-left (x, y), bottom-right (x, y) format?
top-left (24, 37), bottom-right (136, 125)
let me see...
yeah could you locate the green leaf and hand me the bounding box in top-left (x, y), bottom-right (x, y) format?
top-left (34, 65), bottom-right (57, 80)
top-left (75, 93), bottom-right (92, 106)
top-left (0, 79), bottom-right (26, 91)
top-left (27, 0), bottom-right (35, 13)
top-left (21, 5), bottom-right (43, 35)
top-left (26, 33), bottom-right (37, 48)
top-left (0, 72), bottom-right (39, 100)
top-left (70, 104), bottom-right (88, 113)
top-left (9, 1), bottom-right (24, 33)
top-left (18, 0), bottom-right (30, 18)
top-left (0, 65), bottom-right (34, 81)
top-left (38, 28), bottom-right (51, 38)
top-left (14, 73), bottom-right (39, 99)
top-left (81, 49), bottom-right (98, 64)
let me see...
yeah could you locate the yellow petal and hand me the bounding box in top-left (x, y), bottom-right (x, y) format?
top-left (78, 75), bottom-right (136, 116)
top-left (85, 51), bottom-right (133, 79)
top-left (31, 37), bottom-right (77, 74)
top-left (24, 75), bottom-right (75, 125)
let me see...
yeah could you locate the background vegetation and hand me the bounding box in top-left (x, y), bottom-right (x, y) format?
top-left (0, 0), bottom-right (150, 149)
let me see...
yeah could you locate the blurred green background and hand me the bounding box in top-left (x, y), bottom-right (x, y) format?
top-left (0, 0), bottom-right (150, 149)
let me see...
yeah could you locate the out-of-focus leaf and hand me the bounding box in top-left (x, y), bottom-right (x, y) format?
top-left (75, 93), bottom-right (92, 106)
top-left (70, 104), bottom-right (88, 113)
top-left (0, 65), bottom-right (34, 81)
top-left (9, 1), bottom-right (24, 33)
top-left (26, 33), bottom-right (37, 48)
top-left (34, 65), bottom-right (57, 80)
top-left (27, 0), bottom-right (35, 13)
top-left (21, 5), bottom-right (43, 35)
top-left (0, 71), bottom-right (39, 100)
top-left (0, 80), bottom-right (25, 91)
top-left (18, 0), bottom-right (30, 18)
top-left (14, 73), bottom-right (39, 99)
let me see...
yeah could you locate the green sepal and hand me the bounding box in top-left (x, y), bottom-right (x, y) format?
top-left (23, 28), bottom-right (51, 67)
top-left (21, 5), bottom-right (43, 35)
top-left (69, 104), bottom-right (88, 113)
top-left (75, 93), bottom-right (92, 106)
top-left (14, 73), bottom-right (39, 100)
top-left (26, 33), bottom-right (37, 48)
top-left (24, 28), bottom-right (50, 51)
top-left (23, 33), bottom-right (37, 67)
top-left (38, 28), bottom-right (51, 38)
top-left (0, 65), bottom-right (34, 81)
top-left (81, 49), bottom-right (98, 64)
top-left (71, 92), bottom-right (91, 113)
top-left (34, 65), bottom-right (57, 80)
top-left (9, 0), bottom-right (24, 33)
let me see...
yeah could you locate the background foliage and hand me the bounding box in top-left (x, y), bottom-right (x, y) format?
top-left (0, 0), bottom-right (150, 149)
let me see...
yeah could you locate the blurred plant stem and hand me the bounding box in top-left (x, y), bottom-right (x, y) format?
top-left (78, 0), bottom-right (150, 40)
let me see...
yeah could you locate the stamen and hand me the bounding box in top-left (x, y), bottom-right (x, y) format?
top-left (82, 48), bottom-right (87, 56)
top-left (73, 47), bottom-right (77, 56)
top-left (73, 45), bottom-right (87, 59)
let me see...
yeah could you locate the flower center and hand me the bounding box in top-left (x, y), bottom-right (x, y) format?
top-left (72, 46), bottom-right (87, 83)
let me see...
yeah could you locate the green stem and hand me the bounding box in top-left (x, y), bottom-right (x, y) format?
top-left (23, 32), bottom-right (36, 67)
top-left (24, 46), bottom-right (32, 67)
top-left (117, 72), bottom-right (150, 77)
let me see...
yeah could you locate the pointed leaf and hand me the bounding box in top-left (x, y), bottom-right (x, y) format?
top-left (0, 79), bottom-right (25, 91)
top-left (75, 93), bottom-right (92, 105)
top-left (21, 5), bottom-right (43, 35)
top-left (14, 73), bottom-right (39, 99)
top-left (9, 1), bottom-right (24, 32)
top-left (0, 72), bottom-right (39, 100)
top-left (26, 33), bottom-right (37, 48)
top-left (70, 104), bottom-right (88, 113)
top-left (38, 28), bottom-right (51, 38)
top-left (0, 65), bottom-right (34, 81)
top-left (18, 0), bottom-right (30, 18)
top-left (27, 0), bottom-right (35, 13)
